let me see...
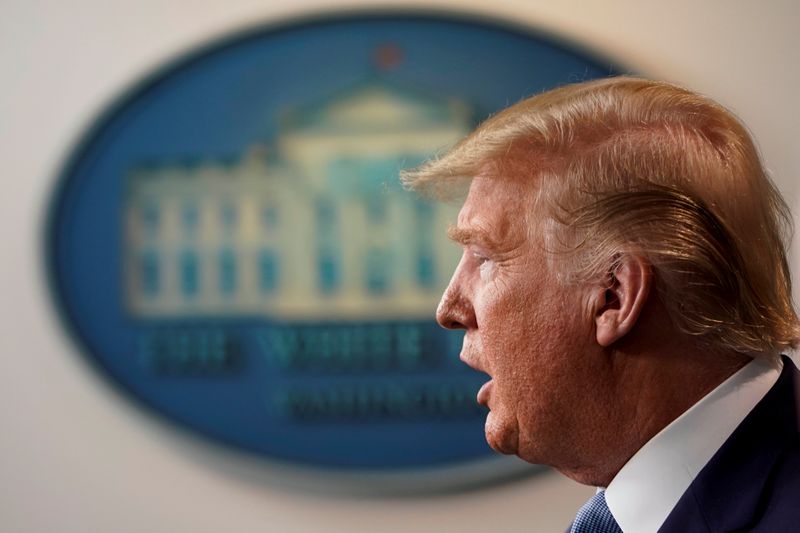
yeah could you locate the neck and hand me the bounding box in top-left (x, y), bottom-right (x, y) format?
top-left (557, 338), bottom-right (750, 487)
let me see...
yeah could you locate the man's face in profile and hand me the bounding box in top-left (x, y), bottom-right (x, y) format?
top-left (437, 174), bottom-right (601, 467)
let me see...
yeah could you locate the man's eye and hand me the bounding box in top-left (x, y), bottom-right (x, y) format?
top-left (472, 252), bottom-right (496, 280)
top-left (472, 252), bottom-right (489, 265)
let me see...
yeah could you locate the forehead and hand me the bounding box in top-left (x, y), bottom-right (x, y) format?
top-left (455, 175), bottom-right (534, 247)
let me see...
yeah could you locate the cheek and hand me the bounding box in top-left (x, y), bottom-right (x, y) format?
top-left (481, 278), bottom-right (544, 341)
top-left (482, 285), bottom-right (582, 394)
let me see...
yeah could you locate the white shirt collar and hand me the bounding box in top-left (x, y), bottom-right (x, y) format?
top-left (603, 355), bottom-right (784, 533)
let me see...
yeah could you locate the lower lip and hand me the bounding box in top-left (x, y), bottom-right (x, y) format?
top-left (477, 379), bottom-right (493, 406)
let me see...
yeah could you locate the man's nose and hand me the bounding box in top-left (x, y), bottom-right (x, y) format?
top-left (436, 285), bottom-right (474, 330)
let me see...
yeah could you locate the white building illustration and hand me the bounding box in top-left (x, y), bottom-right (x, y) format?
top-left (124, 78), bottom-right (473, 319)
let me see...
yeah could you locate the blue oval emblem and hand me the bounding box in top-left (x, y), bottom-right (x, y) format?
top-left (46, 13), bottom-right (619, 489)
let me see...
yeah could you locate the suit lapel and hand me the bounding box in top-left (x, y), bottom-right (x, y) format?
top-left (659, 357), bottom-right (799, 533)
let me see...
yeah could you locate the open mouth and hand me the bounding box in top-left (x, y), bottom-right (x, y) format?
top-left (459, 347), bottom-right (492, 407)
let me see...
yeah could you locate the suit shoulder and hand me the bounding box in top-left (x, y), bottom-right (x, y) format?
top-left (754, 442), bottom-right (800, 531)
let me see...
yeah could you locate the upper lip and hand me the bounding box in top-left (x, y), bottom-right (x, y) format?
top-left (459, 350), bottom-right (486, 374)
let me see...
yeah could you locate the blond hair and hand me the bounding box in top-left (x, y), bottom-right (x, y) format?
top-left (402, 76), bottom-right (800, 356)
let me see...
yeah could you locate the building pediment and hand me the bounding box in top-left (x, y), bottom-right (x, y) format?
top-left (283, 80), bottom-right (470, 133)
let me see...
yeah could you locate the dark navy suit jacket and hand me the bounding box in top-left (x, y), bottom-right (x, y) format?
top-left (658, 356), bottom-right (800, 532)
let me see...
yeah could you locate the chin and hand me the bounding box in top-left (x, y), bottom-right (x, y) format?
top-left (484, 412), bottom-right (520, 456)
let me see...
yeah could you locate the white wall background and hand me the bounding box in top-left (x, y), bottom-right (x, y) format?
top-left (1, 1), bottom-right (798, 532)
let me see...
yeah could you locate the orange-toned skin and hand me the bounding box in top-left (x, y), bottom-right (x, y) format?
top-left (437, 174), bottom-right (749, 487)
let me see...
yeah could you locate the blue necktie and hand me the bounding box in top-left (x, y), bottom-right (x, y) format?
top-left (569, 490), bottom-right (623, 533)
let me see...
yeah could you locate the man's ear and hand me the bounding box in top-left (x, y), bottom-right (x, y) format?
top-left (593, 254), bottom-right (652, 347)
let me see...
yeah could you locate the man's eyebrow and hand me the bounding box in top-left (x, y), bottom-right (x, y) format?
top-left (447, 225), bottom-right (501, 250)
